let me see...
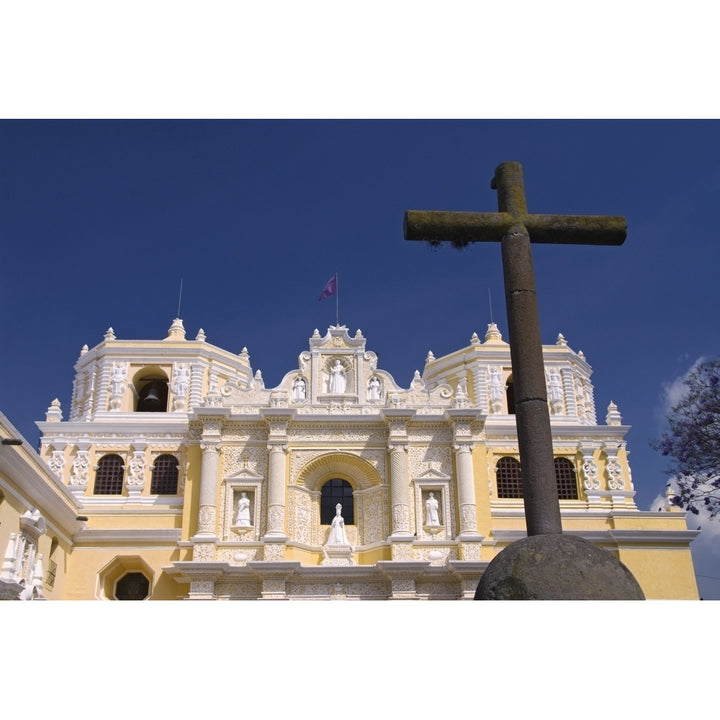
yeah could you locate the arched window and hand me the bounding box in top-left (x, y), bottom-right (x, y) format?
top-left (150, 454), bottom-right (179, 494)
top-left (554, 457), bottom-right (579, 500)
top-left (496, 457), bottom-right (523, 498)
top-left (94, 454), bottom-right (124, 495)
top-left (506, 374), bottom-right (516, 414)
top-left (320, 478), bottom-right (354, 524)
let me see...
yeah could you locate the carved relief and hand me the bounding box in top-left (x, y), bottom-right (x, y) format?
top-left (108, 362), bottom-right (128, 410)
top-left (70, 451), bottom-right (90, 487)
top-left (458, 542), bottom-right (482, 561)
top-left (391, 542), bottom-right (413, 561)
top-left (263, 544), bottom-right (286, 562)
top-left (48, 450), bottom-right (65, 479)
top-left (359, 487), bottom-right (386, 543)
top-left (126, 452), bottom-right (146, 487)
top-left (192, 544), bottom-right (215, 562)
top-left (488, 366), bottom-right (504, 413)
top-left (198, 506), bottom-right (216, 532)
top-left (288, 487), bottom-right (313, 545)
top-left (547, 368), bottom-right (564, 415)
top-left (392, 503), bottom-right (410, 531)
top-left (460, 504), bottom-right (478, 531)
top-left (268, 505), bottom-right (285, 532)
top-left (171, 363), bottom-right (190, 411)
top-left (222, 446), bottom-right (266, 476)
top-left (606, 457), bottom-right (624, 490)
top-left (216, 548), bottom-right (260, 564)
top-left (582, 458), bottom-right (600, 490)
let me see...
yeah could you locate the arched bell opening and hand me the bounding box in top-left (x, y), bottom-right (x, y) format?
top-left (134, 372), bottom-right (169, 412)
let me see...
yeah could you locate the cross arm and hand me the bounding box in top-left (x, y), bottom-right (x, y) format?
top-left (404, 210), bottom-right (626, 247)
top-left (404, 211), bottom-right (513, 247)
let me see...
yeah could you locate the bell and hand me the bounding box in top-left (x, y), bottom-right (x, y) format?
top-left (138, 381), bottom-right (166, 411)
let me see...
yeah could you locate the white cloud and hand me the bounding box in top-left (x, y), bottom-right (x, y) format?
top-left (659, 355), bottom-right (710, 416)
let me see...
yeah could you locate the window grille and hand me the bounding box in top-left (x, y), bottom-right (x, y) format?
top-left (496, 457), bottom-right (523, 498)
top-left (150, 454), bottom-right (179, 494)
top-left (554, 457), bottom-right (579, 500)
top-left (93, 454), bottom-right (124, 494)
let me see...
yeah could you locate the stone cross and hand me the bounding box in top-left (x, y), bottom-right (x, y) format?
top-left (404, 161), bottom-right (626, 536)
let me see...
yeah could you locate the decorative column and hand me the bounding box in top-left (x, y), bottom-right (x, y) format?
top-left (192, 417), bottom-right (222, 562)
top-left (447, 409), bottom-right (483, 560)
top-left (262, 411), bottom-right (291, 561)
top-left (189, 362), bottom-right (205, 411)
top-left (266, 444), bottom-right (288, 537)
top-left (389, 443), bottom-right (411, 537)
top-left (454, 444), bottom-right (478, 533)
top-left (96, 358), bottom-right (112, 414)
top-left (383, 410), bottom-right (414, 561)
top-left (81, 366), bottom-right (96, 420)
top-left (561, 368), bottom-right (577, 418)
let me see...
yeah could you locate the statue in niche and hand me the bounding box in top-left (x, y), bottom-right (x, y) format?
top-left (292, 376), bottom-right (307, 401)
top-left (547, 369), bottom-right (563, 413)
top-left (367, 375), bottom-right (381, 401)
top-left (326, 503), bottom-right (349, 545)
top-left (425, 492), bottom-right (440, 526)
top-left (488, 367), bottom-right (504, 413)
top-left (328, 360), bottom-right (346, 393)
top-left (234, 492), bottom-right (252, 527)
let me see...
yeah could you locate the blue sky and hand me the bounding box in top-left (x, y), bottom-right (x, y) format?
top-left (2, 119), bottom-right (719, 597)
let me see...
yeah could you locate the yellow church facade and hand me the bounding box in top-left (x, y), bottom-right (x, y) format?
top-left (1, 319), bottom-right (699, 600)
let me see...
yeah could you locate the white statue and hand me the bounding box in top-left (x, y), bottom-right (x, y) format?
top-left (425, 492), bottom-right (440, 526)
top-left (326, 503), bottom-right (348, 545)
top-left (367, 375), bottom-right (381, 401)
top-left (234, 492), bottom-right (252, 526)
top-left (328, 360), bottom-right (346, 393)
top-left (292, 376), bottom-right (307, 401)
top-left (172, 363), bottom-right (190, 396)
top-left (547, 369), bottom-right (563, 413)
top-left (488, 367), bottom-right (504, 413)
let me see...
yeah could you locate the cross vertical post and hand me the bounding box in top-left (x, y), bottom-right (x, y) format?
top-left (404, 161), bottom-right (626, 537)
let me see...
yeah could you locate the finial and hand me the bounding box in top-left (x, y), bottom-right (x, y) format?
top-left (470, 332), bottom-right (480, 346)
top-left (485, 322), bottom-right (503, 342)
top-left (606, 401), bottom-right (622, 426)
top-left (79, 344), bottom-right (88, 357)
top-left (556, 333), bottom-right (567, 346)
top-left (166, 318), bottom-right (186, 340)
top-left (426, 350), bottom-right (435, 364)
top-left (45, 398), bottom-right (62, 422)
top-left (104, 327), bottom-right (116, 341)
top-left (196, 328), bottom-right (206, 342)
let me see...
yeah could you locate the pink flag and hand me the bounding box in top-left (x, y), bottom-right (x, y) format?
top-left (318, 275), bottom-right (337, 301)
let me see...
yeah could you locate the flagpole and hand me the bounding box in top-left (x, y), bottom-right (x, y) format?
top-left (335, 272), bottom-right (339, 326)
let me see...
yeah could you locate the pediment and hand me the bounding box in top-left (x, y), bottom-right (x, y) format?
top-left (414, 468), bottom-right (452, 482)
top-left (224, 467), bottom-right (264, 481)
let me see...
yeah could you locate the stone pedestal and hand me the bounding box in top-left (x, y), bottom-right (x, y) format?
top-left (474, 534), bottom-right (645, 600)
top-left (321, 544), bottom-right (354, 566)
